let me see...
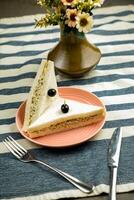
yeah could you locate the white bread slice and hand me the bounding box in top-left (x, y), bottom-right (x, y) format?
top-left (23, 60), bottom-right (59, 132)
top-left (23, 60), bottom-right (104, 138)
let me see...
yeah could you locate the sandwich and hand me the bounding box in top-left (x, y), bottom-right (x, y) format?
top-left (23, 60), bottom-right (104, 138)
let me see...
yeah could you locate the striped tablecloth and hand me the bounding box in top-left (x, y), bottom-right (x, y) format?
top-left (0, 4), bottom-right (134, 200)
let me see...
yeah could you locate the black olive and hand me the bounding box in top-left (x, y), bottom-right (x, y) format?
top-left (61, 104), bottom-right (69, 113)
top-left (47, 89), bottom-right (56, 97)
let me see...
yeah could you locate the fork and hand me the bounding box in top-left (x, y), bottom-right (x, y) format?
top-left (3, 136), bottom-right (94, 194)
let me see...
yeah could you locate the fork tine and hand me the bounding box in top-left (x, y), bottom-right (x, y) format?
top-left (4, 139), bottom-right (23, 157)
top-left (6, 137), bottom-right (24, 155)
top-left (3, 141), bottom-right (21, 159)
top-left (7, 136), bottom-right (26, 155)
top-left (9, 136), bottom-right (27, 153)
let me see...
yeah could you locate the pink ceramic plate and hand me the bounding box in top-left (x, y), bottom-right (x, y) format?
top-left (16, 87), bottom-right (106, 148)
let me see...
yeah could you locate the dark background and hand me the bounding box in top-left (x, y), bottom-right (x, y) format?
top-left (0, 0), bottom-right (134, 18)
top-left (0, 0), bottom-right (134, 199)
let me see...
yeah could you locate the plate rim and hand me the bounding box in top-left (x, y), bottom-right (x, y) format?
top-left (16, 87), bottom-right (106, 148)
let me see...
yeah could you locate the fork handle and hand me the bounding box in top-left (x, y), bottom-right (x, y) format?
top-left (32, 159), bottom-right (94, 194)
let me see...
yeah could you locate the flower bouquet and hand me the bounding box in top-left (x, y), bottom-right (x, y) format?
top-left (36, 0), bottom-right (104, 33)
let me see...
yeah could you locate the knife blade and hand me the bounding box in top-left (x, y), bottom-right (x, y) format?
top-left (108, 127), bottom-right (122, 200)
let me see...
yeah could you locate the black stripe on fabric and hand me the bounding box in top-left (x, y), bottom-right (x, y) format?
top-left (0, 29), bottom-right (60, 38)
top-left (0, 117), bottom-right (15, 125)
top-left (0, 49), bottom-right (133, 60)
top-left (0, 58), bottom-right (41, 70)
top-left (0, 38), bottom-right (59, 46)
top-left (58, 74), bottom-right (134, 87)
top-left (0, 22), bottom-right (34, 29)
top-left (0, 132), bottom-right (22, 142)
top-left (0, 72), bottom-right (36, 83)
top-left (0, 73), bottom-right (134, 84)
top-left (0, 28), bottom-right (133, 38)
top-left (1, 38), bottom-right (133, 47)
top-left (90, 28), bottom-right (134, 36)
top-left (0, 102), bottom-right (23, 110)
top-left (97, 61), bottom-right (134, 70)
top-left (104, 118), bottom-right (134, 128)
top-left (94, 86), bottom-right (134, 97)
top-left (0, 86), bottom-right (30, 95)
top-left (102, 50), bottom-right (134, 57)
top-left (106, 103), bottom-right (134, 111)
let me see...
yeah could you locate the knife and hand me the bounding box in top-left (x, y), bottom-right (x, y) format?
top-left (108, 127), bottom-right (122, 200)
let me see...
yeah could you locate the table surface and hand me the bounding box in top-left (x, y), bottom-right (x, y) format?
top-left (0, 0), bottom-right (134, 200)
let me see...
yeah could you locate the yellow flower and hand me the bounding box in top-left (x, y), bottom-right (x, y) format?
top-left (66, 9), bottom-right (77, 27)
top-left (76, 12), bottom-right (93, 33)
top-left (61, 0), bottom-right (78, 6)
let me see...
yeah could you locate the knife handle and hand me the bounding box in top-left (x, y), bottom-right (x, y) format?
top-left (109, 167), bottom-right (117, 200)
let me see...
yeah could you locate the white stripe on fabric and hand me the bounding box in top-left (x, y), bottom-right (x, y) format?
top-left (0, 124), bottom-right (18, 135)
top-left (0, 52), bottom-right (48, 64)
top-left (96, 21), bottom-right (134, 30)
top-left (0, 17), bottom-right (133, 34)
top-left (1, 182), bottom-right (134, 200)
top-left (99, 56), bottom-right (134, 65)
top-left (0, 79), bottom-right (33, 90)
top-left (86, 33), bottom-right (134, 45)
top-left (94, 14), bottom-right (134, 25)
top-left (0, 109), bottom-right (17, 118)
top-left (100, 94), bottom-right (134, 106)
top-left (0, 64), bottom-right (134, 80)
top-left (0, 42), bottom-right (57, 54)
top-left (106, 109), bottom-right (134, 121)
top-left (0, 65), bottom-right (38, 78)
top-left (1, 42), bottom-right (133, 56)
top-left (0, 93), bottom-right (28, 104)
top-left (93, 5), bottom-right (133, 15)
top-left (61, 81), bottom-right (134, 93)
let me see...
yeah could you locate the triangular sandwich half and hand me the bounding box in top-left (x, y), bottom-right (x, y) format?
top-left (23, 60), bottom-right (105, 138)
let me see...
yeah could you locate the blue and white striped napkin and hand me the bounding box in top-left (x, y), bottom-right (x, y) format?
top-left (0, 5), bottom-right (134, 200)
